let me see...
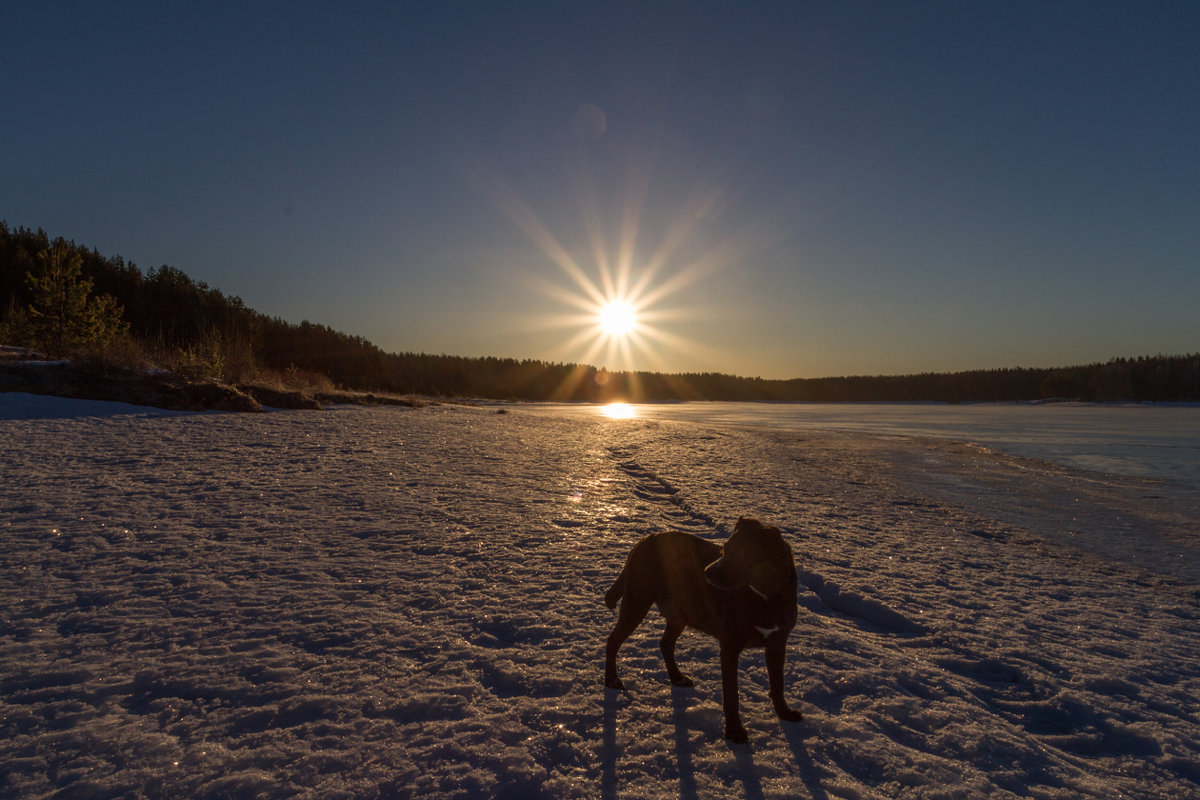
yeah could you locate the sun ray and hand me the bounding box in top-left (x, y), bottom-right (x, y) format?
top-left (569, 160), bottom-right (613, 300)
top-left (467, 141), bottom-right (778, 380)
top-left (466, 153), bottom-right (609, 307)
top-left (533, 281), bottom-right (602, 315)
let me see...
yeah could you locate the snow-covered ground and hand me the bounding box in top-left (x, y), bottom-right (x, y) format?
top-left (1, 393), bottom-right (1197, 799)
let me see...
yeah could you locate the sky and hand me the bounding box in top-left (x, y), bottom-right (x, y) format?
top-left (3, 1), bottom-right (1198, 380)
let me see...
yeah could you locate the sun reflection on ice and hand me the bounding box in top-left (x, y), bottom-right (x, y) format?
top-left (601, 402), bottom-right (636, 419)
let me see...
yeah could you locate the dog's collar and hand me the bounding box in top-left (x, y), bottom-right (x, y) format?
top-left (707, 579), bottom-right (773, 602)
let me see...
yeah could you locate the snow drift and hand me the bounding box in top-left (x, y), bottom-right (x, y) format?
top-left (1, 394), bottom-right (1197, 798)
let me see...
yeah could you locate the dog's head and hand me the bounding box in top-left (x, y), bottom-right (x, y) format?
top-left (704, 517), bottom-right (796, 600)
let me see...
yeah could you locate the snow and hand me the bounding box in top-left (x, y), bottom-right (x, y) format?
top-left (2, 393), bottom-right (1198, 799)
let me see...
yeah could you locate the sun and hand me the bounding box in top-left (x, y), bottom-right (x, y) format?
top-left (598, 300), bottom-right (637, 337)
top-left (468, 145), bottom-right (750, 385)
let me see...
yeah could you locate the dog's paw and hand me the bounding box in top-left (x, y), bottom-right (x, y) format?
top-left (604, 677), bottom-right (625, 690)
top-left (778, 708), bottom-right (804, 723)
top-left (724, 723), bottom-right (749, 744)
top-left (670, 674), bottom-right (695, 688)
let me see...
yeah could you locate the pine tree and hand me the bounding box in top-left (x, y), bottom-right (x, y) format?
top-left (25, 240), bottom-right (128, 354)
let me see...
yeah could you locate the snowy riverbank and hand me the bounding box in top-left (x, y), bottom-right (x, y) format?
top-left (2, 394), bottom-right (1198, 798)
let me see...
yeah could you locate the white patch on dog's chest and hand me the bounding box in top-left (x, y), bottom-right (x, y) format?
top-left (755, 625), bottom-right (779, 639)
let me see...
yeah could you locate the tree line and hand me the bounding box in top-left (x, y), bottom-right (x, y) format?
top-left (2, 222), bottom-right (1197, 402)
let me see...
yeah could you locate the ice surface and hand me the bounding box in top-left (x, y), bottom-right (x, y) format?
top-left (527, 401), bottom-right (1200, 490)
top-left (1, 394), bottom-right (1197, 798)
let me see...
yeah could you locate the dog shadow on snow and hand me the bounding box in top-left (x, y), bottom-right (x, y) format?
top-left (600, 686), bottom-right (829, 800)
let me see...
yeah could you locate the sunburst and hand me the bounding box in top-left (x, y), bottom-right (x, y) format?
top-left (464, 145), bottom-right (774, 400)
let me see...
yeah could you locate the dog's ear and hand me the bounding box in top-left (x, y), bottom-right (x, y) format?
top-left (766, 526), bottom-right (796, 566)
top-left (734, 517), bottom-right (764, 535)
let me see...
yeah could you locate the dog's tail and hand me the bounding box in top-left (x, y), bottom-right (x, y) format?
top-left (604, 571), bottom-right (625, 610)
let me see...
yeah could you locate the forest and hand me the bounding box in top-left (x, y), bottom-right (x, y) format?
top-left (2, 222), bottom-right (1198, 403)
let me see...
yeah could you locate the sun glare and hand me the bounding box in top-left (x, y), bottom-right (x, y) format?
top-left (598, 301), bottom-right (637, 337)
top-left (601, 402), bottom-right (636, 419)
top-left (468, 143), bottom-right (764, 396)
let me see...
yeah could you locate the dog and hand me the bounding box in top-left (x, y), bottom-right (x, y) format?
top-left (603, 517), bottom-right (802, 742)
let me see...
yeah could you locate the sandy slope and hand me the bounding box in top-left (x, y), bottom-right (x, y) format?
top-left (1, 395), bottom-right (1197, 799)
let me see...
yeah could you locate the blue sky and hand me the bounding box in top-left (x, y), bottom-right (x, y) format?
top-left (4, 1), bottom-right (1198, 379)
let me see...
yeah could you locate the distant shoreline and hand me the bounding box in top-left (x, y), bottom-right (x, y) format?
top-left (6, 352), bottom-right (1200, 415)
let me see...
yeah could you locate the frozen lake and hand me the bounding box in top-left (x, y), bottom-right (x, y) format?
top-left (526, 402), bottom-right (1200, 492)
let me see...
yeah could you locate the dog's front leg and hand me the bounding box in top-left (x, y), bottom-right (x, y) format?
top-left (660, 621), bottom-right (694, 687)
top-left (765, 641), bottom-right (803, 723)
top-left (719, 644), bottom-right (748, 743)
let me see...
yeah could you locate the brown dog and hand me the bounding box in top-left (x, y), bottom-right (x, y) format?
top-left (603, 518), bottom-right (802, 742)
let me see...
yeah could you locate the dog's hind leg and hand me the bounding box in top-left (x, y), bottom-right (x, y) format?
top-left (604, 571), bottom-right (626, 610)
top-left (660, 620), bottom-right (694, 687)
top-left (604, 595), bottom-right (652, 690)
